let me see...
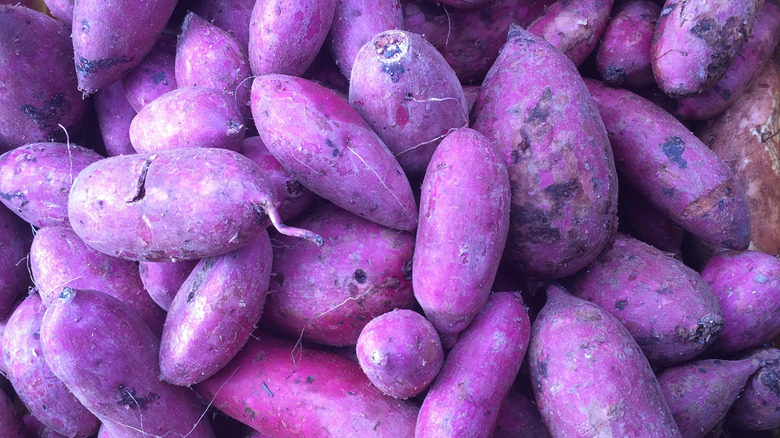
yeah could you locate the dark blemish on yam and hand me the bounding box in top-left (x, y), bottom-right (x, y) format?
top-left (116, 384), bottom-right (159, 410)
top-left (243, 406), bottom-right (257, 419)
top-left (80, 19), bottom-right (89, 32)
top-left (128, 158), bottom-right (153, 203)
top-left (0, 191), bottom-right (25, 203)
top-left (663, 187), bottom-right (675, 197)
top-left (656, 287), bottom-right (673, 296)
top-left (353, 268), bottom-right (367, 284)
top-left (536, 357), bottom-right (548, 378)
top-left (698, 367), bottom-right (707, 374)
top-left (151, 71), bottom-right (168, 85)
top-left (615, 300), bottom-right (627, 310)
top-left (525, 87), bottom-right (553, 124)
top-left (306, 375), bottom-right (315, 383)
top-left (187, 257), bottom-right (216, 303)
top-left (19, 93), bottom-right (70, 130)
top-left (261, 381), bottom-right (274, 397)
top-left (402, 260), bottom-right (412, 280)
top-left (284, 180), bottom-right (305, 198)
top-left (325, 138), bottom-right (340, 157)
top-left (755, 274), bottom-right (769, 284)
top-left (375, 32), bottom-right (407, 59)
top-left (662, 136), bottom-right (687, 169)
top-left (690, 18), bottom-right (715, 39)
top-left (507, 24), bottom-right (535, 44)
top-left (603, 66), bottom-right (627, 84)
top-left (574, 306), bottom-right (602, 321)
top-left (761, 369), bottom-right (780, 396)
top-left (76, 56), bottom-right (132, 75)
top-left (381, 63), bottom-right (405, 83)
top-left (545, 179), bottom-right (582, 201)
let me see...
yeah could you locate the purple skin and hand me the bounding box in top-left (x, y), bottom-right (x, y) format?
top-left (596, 0), bottom-right (661, 88)
top-left (175, 12), bottom-right (252, 122)
top-left (191, 0), bottom-right (254, 51)
top-left (413, 128), bottom-right (510, 335)
top-left (159, 231), bottom-right (272, 386)
top-left (0, 6), bottom-right (86, 152)
top-left (462, 85), bottom-right (480, 114)
top-left (138, 259), bottom-right (198, 311)
top-left (586, 79), bottom-right (751, 250)
top-left (424, 0), bottom-right (489, 8)
top-left (30, 226), bottom-right (166, 335)
top-left (727, 348), bottom-right (780, 431)
top-left (0, 389), bottom-right (25, 438)
top-left (493, 387), bottom-right (552, 438)
top-left (618, 182), bottom-right (684, 257)
top-left (0, 206), bottom-right (32, 321)
top-left (0, 142), bottom-right (103, 228)
top-left (568, 233), bottom-right (724, 367)
top-left (326, 0), bottom-right (402, 79)
top-left (529, 285), bottom-right (682, 437)
top-left (263, 203), bottom-right (415, 347)
top-left (302, 48), bottom-right (350, 94)
top-left (129, 87), bottom-right (245, 153)
top-left (651, 0), bottom-right (762, 98)
top-left (416, 292), bottom-right (530, 438)
top-left (676, 1), bottom-right (780, 120)
top-left (349, 30), bottom-right (469, 177)
top-left (120, 35), bottom-right (178, 112)
top-left (657, 357), bottom-right (761, 438)
top-left (42, 0), bottom-right (74, 27)
top-left (94, 82), bottom-right (136, 157)
top-left (196, 332), bottom-right (419, 437)
top-left (401, 0), bottom-right (557, 84)
top-left (527, 0), bottom-right (615, 67)
top-left (471, 26), bottom-right (619, 279)
top-left (2, 294), bottom-right (100, 438)
top-left (23, 413), bottom-right (69, 438)
top-left (700, 250), bottom-right (780, 354)
top-left (355, 309), bottom-right (443, 399)
top-left (240, 137), bottom-right (316, 221)
top-left (248, 0), bottom-right (337, 76)
top-left (71, 0), bottom-right (178, 94)
top-left (39, 288), bottom-right (216, 438)
top-left (67, 148), bottom-right (322, 262)
top-left (251, 74), bottom-right (418, 231)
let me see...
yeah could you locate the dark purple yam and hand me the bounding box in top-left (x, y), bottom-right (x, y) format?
top-left (264, 203), bottom-right (415, 347)
top-left (700, 250), bottom-right (780, 354)
top-left (529, 285), bottom-right (682, 437)
top-left (120, 35), bottom-right (178, 112)
top-left (596, 0), bottom-right (661, 88)
top-left (349, 30), bottom-right (469, 176)
top-left (138, 259), bottom-right (198, 311)
top-left (302, 48), bottom-right (350, 94)
top-left (251, 74), bottom-right (418, 231)
top-left (618, 182), bottom-right (684, 256)
top-left (0, 142), bottom-right (103, 228)
top-left (657, 357), bottom-right (761, 438)
top-left (129, 87), bottom-right (245, 153)
top-left (40, 288), bottom-right (216, 438)
top-left (0, 389), bottom-right (25, 438)
top-left (94, 82), bottom-right (136, 157)
top-left (42, 0), bottom-right (73, 27)
top-left (240, 136), bottom-right (315, 221)
top-left (416, 292), bottom-right (531, 438)
top-left (527, 0), bottom-right (615, 67)
top-left (471, 26), bottom-right (619, 279)
top-left (176, 12), bottom-right (252, 122)
top-left (68, 148), bottom-right (321, 262)
top-left (72, 0), bottom-right (178, 94)
top-left (191, 0), bottom-right (254, 50)
top-left (676, 1), bottom-right (780, 120)
top-left (0, 206), bottom-right (32, 321)
top-left (727, 348), bottom-right (780, 431)
top-left (413, 128), bottom-right (511, 335)
top-left (327, 0), bottom-right (403, 79)
top-left (0, 5), bottom-right (86, 151)
top-left (356, 309), bottom-right (443, 399)
top-left (159, 231), bottom-right (272, 386)
top-left (248, 0), bottom-right (337, 76)
top-left (30, 226), bottom-right (166, 335)
top-left (22, 413), bottom-right (69, 438)
top-left (493, 387), bottom-right (551, 438)
top-left (586, 79), bottom-right (751, 250)
top-left (569, 233), bottom-right (724, 367)
top-left (2, 294), bottom-right (100, 437)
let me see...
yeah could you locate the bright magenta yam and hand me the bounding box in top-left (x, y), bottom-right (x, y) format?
top-left (120, 35), bottom-right (177, 112)
top-left (138, 259), bottom-right (198, 311)
top-left (93, 82), bottom-right (136, 157)
top-left (191, 0), bottom-right (254, 50)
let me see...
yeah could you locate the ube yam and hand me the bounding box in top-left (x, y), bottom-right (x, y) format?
top-left (0, 389), bottom-right (25, 438)
top-left (93, 82), bottom-right (136, 157)
top-left (727, 348), bottom-right (780, 431)
top-left (138, 259), bottom-right (198, 311)
top-left (0, 206), bottom-right (32, 320)
top-left (493, 387), bottom-right (552, 438)
top-left (191, 0), bottom-right (254, 50)
top-left (120, 35), bottom-right (177, 112)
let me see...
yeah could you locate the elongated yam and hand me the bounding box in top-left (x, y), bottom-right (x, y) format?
top-left (120, 35), bottom-right (177, 112)
top-left (191, 0), bottom-right (254, 50)
top-left (0, 389), bottom-right (25, 438)
top-left (0, 206), bottom-right (32, 320)
top-left (727, 348), bottom-right (780, 431)
top-left (493, 387), bottom-right (552, 438)
top-left (94, 82), bottom-right (136, 157)
top-left (138, 260), bottom-right (198, 311)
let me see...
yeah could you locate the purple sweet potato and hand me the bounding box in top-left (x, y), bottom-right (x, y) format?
top-left (700, 250), bottom-right (780, 354)
top-left (463, 85), bottom-right (480, 114)
top-left (493, 386), bottom-right (552, 438)
top-left (596, 0), bottom-right (661, 88)
top-left (529, 284), bottom-right (682, 437)
top-left (355, 309), bottom-right (443, 399)
top-left (42, 0), bottom-right (73, 27)
top-left (93, 82), bottom-right (136, 157)
top-left (697, 62), bottom-right (780, 255)
top-left (569, 233), bottom-right (724, 366)
top-left (251, 74), bottom-right (418, 231)
top-left (71, 0), bottom-right (178, 94)
top-left (129, 87), bottom-right (245, 153)
top-left (326, 0), bottom-right (403, 79)
top-left (586, 79), bottom-right (751, 250)
top-left (175, 12), bottom-right (252, 122)
top-left (413, 128), bottom-right (510, 335)
top-left (651, 0), bottom-right (762, 97)
top-left (263, 203), bottom-right (415, 346)
top-left (30, 226), bottom-right (166, 335)
top-left (527, 0), bottom-right (615, 67)
top-left (40, 288), bottom-right (215, 438)
top-left (196, 331), bottom-right (419, 436)
top-left (0, 5), bottom-right (86, 151)
top-left (138, 259), bottom-right (198, 311)
top-left (0, 142), bottom-right (103, 228)
top-left (425, 0), bottom-right (490, 8)
top-left (67, 148), bottom-right (322, 262)
top-left (302, 48), bottom-right (350, 94)
top-left (676, 1), bottom-right (780, 120)
top-left (471, 26), bottom-right (619, 279)
top-left (349, 30), bottom-right (469, 176)
top-left (120, 35), bottom-right (178, 112)
top-left (727, 348), bottom-right (780, 431)
top-left (618, 182), bottom-right (684, 257)
top-left (191, 0), bottom-right (254, 51)
top-left (657, 357), bottom-right (761, 438)
top-left (23, 413), bottom-right (69, 438)
top-left (0, 389), bottom-right (25, 438)
top-left (2, 293), bottom-right (100, 438)
top-left (416, 292), bottom-right (530, 437)
top-left (240, 136), bottom-right (316, 221)
top-left (0, 206), bottom-right (32, 321)
top-left (248, 0), bottom-right (337, 76)
top-left (159, 231), bottom-right (272, 386)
